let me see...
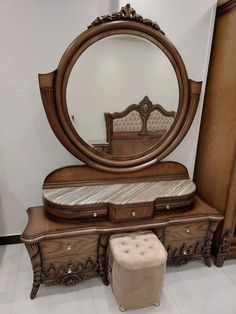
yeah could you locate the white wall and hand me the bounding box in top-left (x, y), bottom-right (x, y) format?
top-left (0, 0), bottom-right (216, 236)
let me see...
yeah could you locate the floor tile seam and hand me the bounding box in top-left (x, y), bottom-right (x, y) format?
top-left (165, 286), bottom-right (184, 314)
top-left (221, 269), bottom-right (236, 286)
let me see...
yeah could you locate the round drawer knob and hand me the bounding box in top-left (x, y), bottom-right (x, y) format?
top-left (68, 269), bottom-right (72, 274)
top-left (166, 205), bottom-right (170, 210)
top-left (186, 227), bottom-right (191, 233)
top-left (93, 212), bottom-right (97, 217)
top-left (131, 211), bottom-right (136, 217)
top-left (67, 245), bottom-right (72, 250)
top-left (182, 250), bottom-right (188, 255)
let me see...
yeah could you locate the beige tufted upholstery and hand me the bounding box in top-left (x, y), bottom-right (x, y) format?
top-left (109, 231), bottom-right (167, 311)
top-left (113, 111), bottom-right (142, 132)
top-left (147, 110), bottom-right (174, 131)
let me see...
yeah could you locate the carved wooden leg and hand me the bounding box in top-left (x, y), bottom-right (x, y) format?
top-left (203, 221), bottom-right (219, 267)
top-left (215, 230), bottom-right (231, 267)
top-left (153, 227), bottom-right (164, 242)
top-left (97, 233), bottom-right (111, 286)
top-left (26, 243), bottom-right (42, 299)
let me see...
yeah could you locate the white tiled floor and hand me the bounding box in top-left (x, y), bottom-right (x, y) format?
top-left (0, 244), bottom-right (236, 314)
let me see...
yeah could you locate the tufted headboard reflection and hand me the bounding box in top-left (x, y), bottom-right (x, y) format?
top-left (104, 96), bottom-right (176, 156)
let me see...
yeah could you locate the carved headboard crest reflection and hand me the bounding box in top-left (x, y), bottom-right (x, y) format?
top-left (104, 96), bottom-right (175, 156)
top-left (88, 3), bottom-right (165, 35)
top-left (105, 96), bottom-right (175, 136)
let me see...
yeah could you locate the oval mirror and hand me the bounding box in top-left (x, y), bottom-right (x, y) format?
top-left (66, 34), bottom-right (179, 157)
top-left (39, 4), bottom-right (202, 172)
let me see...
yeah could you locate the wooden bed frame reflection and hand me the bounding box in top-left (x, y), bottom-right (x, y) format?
top-left (102, 96), bottom-right (176, 156)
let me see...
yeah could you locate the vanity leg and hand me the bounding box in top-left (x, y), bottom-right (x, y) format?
top-left (203, 256), bottom-right (211, 267)
top-left (215, 230), bottom-right (231, 267)
top-left (98, 233), bottom-right (110, 285)
top-left (203, 221), bottom-right (219, 267)
top-left (26, 243), bottom-right (42, 299)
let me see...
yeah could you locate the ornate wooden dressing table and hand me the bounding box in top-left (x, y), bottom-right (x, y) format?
top-left (21, 4), bottom-right (223, 299)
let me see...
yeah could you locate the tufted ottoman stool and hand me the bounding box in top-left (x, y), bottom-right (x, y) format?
top-left (108, 231), bottom-right (167, 311)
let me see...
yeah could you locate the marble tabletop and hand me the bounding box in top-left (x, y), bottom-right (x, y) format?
top-left (43, 179), bottom-right (196, 206)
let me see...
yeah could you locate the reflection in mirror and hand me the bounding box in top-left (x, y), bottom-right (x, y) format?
top-left (67, 34), bottom-right (179, 156)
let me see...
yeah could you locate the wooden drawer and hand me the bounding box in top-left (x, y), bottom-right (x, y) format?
top-left (40, 234), bottom-right (98, 260)
top-left (165, 221), bottom-right (209, 242)
top-left (164, 238), bottom-right (207, 265)
top-left (109, 204), bottom-right (154, 222)
top-left (41, 254), bottom-right (98, 284)
top-left (44, 203), bottom-right (108, 221)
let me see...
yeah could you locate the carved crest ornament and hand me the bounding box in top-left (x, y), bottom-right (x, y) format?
top-left (88, 3), bottom-right (165, 35)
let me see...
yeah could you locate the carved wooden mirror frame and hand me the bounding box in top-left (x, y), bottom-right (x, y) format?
top-left (39, 4), bottom-right (202, 173)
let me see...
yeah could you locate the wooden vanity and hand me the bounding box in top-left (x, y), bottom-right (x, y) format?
top-left (22, 163), bottom-right (223, 299)
top-left (22, 193), bottom-right (222, 299)
top-left (21, 4), bottom-right (223, 300)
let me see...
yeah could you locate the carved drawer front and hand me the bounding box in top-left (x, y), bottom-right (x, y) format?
top-left (109, 204), bottom-right (154, 222)
top-left (41, 254), bottom-right (98, 285)
top-left (165, 221), bottom-right (209, 242)
top-left (164, 238), bottom-right (207, 265)
top-left (40, 234), bottom-right (98, 260)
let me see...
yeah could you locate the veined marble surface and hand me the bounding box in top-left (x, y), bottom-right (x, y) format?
top-left (43, 179), bottom-right (196, 206)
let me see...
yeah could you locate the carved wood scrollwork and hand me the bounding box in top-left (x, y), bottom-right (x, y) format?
top-left (88, 3), bottom-right (165, 34)
top-left (215, 230), bottom-right (232, 267)
top-left (42, 258), bottom-right (98, 286)
top-left (167, 241), bottom-right (206, 266)
top-left (26, 243), bottom-right (42, 299)
top-left (203, 221), bottom-right (219, 267)
top-left (98, 233), bottom-right (111, 286)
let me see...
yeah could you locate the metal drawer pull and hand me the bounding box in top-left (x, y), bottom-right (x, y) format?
top-left (68, 268), bottom-right (72, 274)
top-left (186, 227), bottom-right (191, 233)
top-left (67, 245), bottom-right (72, 250)
top-left (166, 205), bottom-right (170, 210)
top-left (131, 211), bottom-right (136, 217)
top-left (93, 212), bottom-right (97, 217)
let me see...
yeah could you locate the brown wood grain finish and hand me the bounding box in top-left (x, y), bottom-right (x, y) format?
top-left (44, 202), bottom-right (108, 221)
top-left (40, 234), bottom-right (98, 260)
top-left (43, 162), bottom-right (190, 188)
top-left (109, 204), bottom-right (154, 222)
top-left (21, 196), bottom-right (223, 244)
top-left (217, 0), bottom-right (236, 15)
top-left (164, 222), bottom-right (209, 242)
top-left (194, 5), bottom-right (236, 265)
top-left (22, 196), bottom-right (223, 298)
top-left (26, 244), bottom-right (42, 299)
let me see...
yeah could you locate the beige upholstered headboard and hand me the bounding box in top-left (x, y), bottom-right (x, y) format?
top-left (104, 96), bottom-right (176, 156)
